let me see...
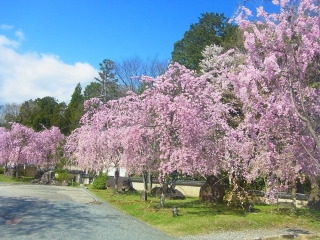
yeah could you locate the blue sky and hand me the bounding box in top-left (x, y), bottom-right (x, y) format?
top-left (0, 0), bottom-right (276, 104)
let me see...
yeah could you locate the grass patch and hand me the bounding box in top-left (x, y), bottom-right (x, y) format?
top-left (69, 181), bottom-right (80, 187)
top-left (88, 188), bottom-right (320, 237)
top-left (0, 174), bottom-right (21, 182)
top-left (18, 176), bottom-right (34, 182)
top-left (0, 174), bottom-right (34, 183)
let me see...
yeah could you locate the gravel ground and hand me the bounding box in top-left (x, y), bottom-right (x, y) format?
top-left (0, 183), bottom-right (174, 240)
top-left (0, 183), bottom-right (318, 240)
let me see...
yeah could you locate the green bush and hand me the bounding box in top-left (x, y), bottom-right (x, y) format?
top-left (54, 171), bottom-right (73, 183)
top-left (0, 167), bottom-right (4, 174)
top-left (18, 170), bottom-right (25, 177)
top-left (92, 173), bottom-right (108, 190)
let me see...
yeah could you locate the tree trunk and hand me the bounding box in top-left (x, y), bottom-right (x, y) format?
top-left (291, 185), bottom-right (297, 209)
top-left (128, 174), bottom-right (133, 190)
top-left (142, 171), bottom-right (148, 191)
top-left (289, 82), bottom-right (320, 167)
top-left (114, 169), bottom-right (119, 194)
top-left (147, 171), bottom-right (152, 191)
top-left (159, 177), bottom-right (169, 208)
top-left (15, 165), bottom-right (19, 178)
top-left (160, 193), bottom-right (165, 207)
top-left (141, 171), bottom-right (148, 201)
top-left (4, 162), bottom-right (7, 175)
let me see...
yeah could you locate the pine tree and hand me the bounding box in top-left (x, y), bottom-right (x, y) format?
top-left (67, 83), bottom-right (84, 133)
top-left (94, 59), bottom-right (121, 102)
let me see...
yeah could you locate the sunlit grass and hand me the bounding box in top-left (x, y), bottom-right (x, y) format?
top-left (88, 188), bottom-right (320, 237)
top-left (0, 174), bottom-right (33, 183)
top-left (0, 174), bottom-right (20, 182)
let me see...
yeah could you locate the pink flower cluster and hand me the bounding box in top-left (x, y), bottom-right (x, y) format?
top-left (0, 123), bottom-right (64, 168)
top-left (64, 0), bottom-right (320, 198)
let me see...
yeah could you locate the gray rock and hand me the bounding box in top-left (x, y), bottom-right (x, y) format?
top-left (307, 187), bottom-right (320, 210)
top-left (40, 172), bottom-right (51, 184)
top-left (106, 177), bottom-right (135, 192)
top-left (151, 187), bottom-right (186, 200)
top-left (31, 179), bottom-right (40, 184)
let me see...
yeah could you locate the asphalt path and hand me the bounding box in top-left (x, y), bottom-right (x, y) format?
top-left (0, 183), bottom-right (175, 240)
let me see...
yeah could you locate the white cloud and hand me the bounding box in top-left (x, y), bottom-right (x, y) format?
top-left (0, 34), bottom-right (98, 104)
top-left (0, 35), bottom-right (20, 48)
top-left (0, 24), bottom-right (13, 30)
top-left (15, 30), bottom-right (24, 41)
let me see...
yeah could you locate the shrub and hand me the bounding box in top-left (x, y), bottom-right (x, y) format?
top-left (0, 167), bottom-right (4, 174)
top-left (92, 173), bottom-right (108, 190)
top-left (18, 170), bottom-right (25, 177)
top-left (54, 171), bottom-right (73, 183)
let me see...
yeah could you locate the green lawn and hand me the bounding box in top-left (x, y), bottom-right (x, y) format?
top-left (0, 174), bottom-right (20, 182)
top-left (0, 174), bottom-right (33, 183)
top-left (89, 188), bottom-right (320, 237)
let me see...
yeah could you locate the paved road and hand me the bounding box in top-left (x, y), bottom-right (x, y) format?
top-left (0, 183), bottom-right (175, 240)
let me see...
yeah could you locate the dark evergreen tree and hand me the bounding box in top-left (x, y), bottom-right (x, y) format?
top-left (66, 83), bottom-right (84, 133)
top-left (95, 59), bottom-right (121, 103)
top-left (171, 12), bottom-right (241, 71)
top-left (51, 102), bottom-right (69, 135)
top-left (0, 105), bottom-right (4, 127)
top-left (14, 97), bottom-right (69, 134)
top-left (83, 82), bottom-right (102, 100)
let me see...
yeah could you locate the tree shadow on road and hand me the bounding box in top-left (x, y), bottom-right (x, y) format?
top-left (0, 196), bottom-right (120, 239)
